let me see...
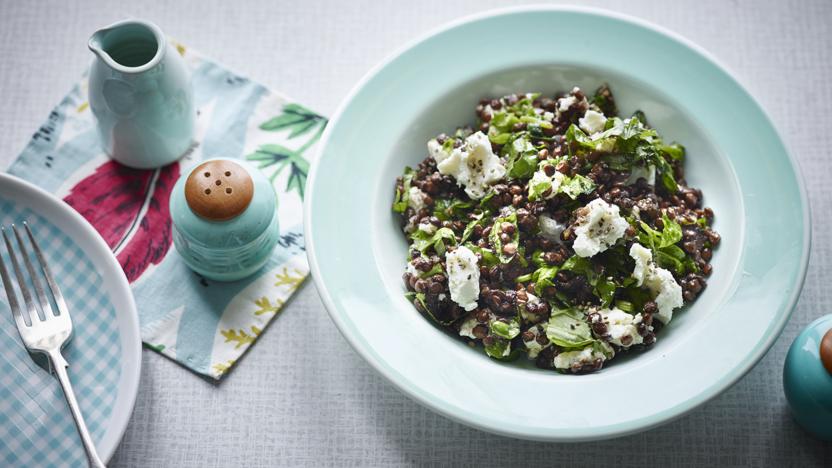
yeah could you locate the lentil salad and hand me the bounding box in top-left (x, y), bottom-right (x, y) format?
top-left (392, 85), bottom-right (720, 374)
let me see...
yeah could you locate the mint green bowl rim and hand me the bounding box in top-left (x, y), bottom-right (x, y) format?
top-left (305, 5), bottom-right (811, 441)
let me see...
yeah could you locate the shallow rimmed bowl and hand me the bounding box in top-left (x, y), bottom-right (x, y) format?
top-left (305, 6), bottom-right (810, 441)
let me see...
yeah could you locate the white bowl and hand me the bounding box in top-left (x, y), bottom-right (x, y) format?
top-left (305, 6), bottom-right (810, 440)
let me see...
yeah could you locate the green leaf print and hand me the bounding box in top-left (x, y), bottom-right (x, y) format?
top-left (259, 103), bottom-right (326, 139)
top-left (247, 144), bottom-right (310, 197)
top-left (246, 103), bottom-right (327, 198)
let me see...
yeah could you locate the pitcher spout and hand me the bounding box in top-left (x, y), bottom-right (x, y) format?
top-left (88, 19), bottom-right (166, 73)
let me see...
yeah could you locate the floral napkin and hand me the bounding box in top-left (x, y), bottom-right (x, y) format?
top-left (6, 43), bottom-right (326, 379)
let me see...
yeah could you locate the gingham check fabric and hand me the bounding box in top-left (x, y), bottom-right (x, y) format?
top-left (0, 201), bottom-right (120, 467)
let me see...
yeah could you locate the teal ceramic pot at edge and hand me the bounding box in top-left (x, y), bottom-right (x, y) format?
top-left (170, 158), bottom-right (279, 282)
top-left (88, 19), bottom-right (195, 169)
top-left (783, 314), bottom-right (832, 441)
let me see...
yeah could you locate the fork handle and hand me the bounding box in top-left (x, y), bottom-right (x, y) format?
top-left (48, 350), bottom-right (107, 468)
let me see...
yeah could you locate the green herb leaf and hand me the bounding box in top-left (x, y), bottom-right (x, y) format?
top-left (631, 110), bottom-right (649, 127)
top-left (595, 277), bottom-right (618, 307)
top-left (560, 174), bottom-right (596, 200)
top-left (558, 254), bottom-right (624, 306)
top-left (517, 263), bottom-right (559, 294)
top-left (405, 292), bottom-right (457, 325)
top-left (419, 263), bottom-right (444, 278)
top-left (531, 250), bottom-right (547, 267)
top-left (546, 309), bottom-right (594, 348)
top-left (392, 167), bottom-right (415, 213)
top-left (565, 114), bottom-right (679, 192)
top-left (593, 341), bottom-right (615, 359)
top-left (433, 198), bottom-right (473, 221)
top-left (639, 214), bottom-right (682, 249)
top-left (661, 143), bottom-right (685, 161)
top-left (441, 138), bottom-right (456, 153)
top-left (591, 84), bottom-right (618, 116)
top-left (487, 94), bottom-right (550, 147)
top-left (560, 255), bottom-right (594, 277)
top-left (528, 169), bottom-right (555, 202)
top-left (504, 134), bottom-right (540, 180)
top-left (461, 212), bottom-right (486, 243)
top-left (488, 111), bottom-right (520, 144)
top-left (654, 155), bottom-right (678, 193)
top-left (411, 227), bottom-right (457, 255)
top-left (638, 215), bottom-right (697, 275)
top-left (464, 243), bottom-right (500, 267)
top-left (490, 317), bottom-right (521, 340)
top-left (404, 291), bottom-right (427, 309)
top-left (484, 337), bottom-right (512, 359)
top-left (564, 124), bottom-right (597, 153)
top-left (488, 211), bottom-right (521, 263)
top-left (479, 190), bottom-right (496, 208)
top-left (661, 216), bottom-right (683, 247)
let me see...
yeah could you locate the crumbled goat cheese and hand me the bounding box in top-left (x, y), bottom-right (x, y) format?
top-left (557, 95), bottom-right (577, 112)
top-left (417, 222), bottom-right (437, 234)
top-left (405, 261), bottom-right (420, 277)
top-left (459, 316), bottom-right (478, 339)
top-left (427, 138), bottom-right (448, 163)
top-left (519, 292), bottom-right (544, 322)
top-left (625, 165), bottom-right (656, 186)
top-left (645, 267), bottom-right (683, 325)
top-left (597, 307), bottom-right (645, 348)
top-left (528, 168), bottom-right (565, 200)
top-left (629, 243), bottom-right (653, 287)
top-left (538, 215), bottom-right (566, 243)
top-left (432, 131), bottom-right (506, 199)
top-left (572, 199), bottom-right (629, 257)
top-left (408, 186), bottom-right (427, 213)
top-left (579, 110), bottom-right (607, 135)
top-left (554, 342), bottom-right (613, 370)
top-left (445, 246), bottom-right (480, 311)
top-left (629, 243), bottom-right (684, 324)
top-left (522, 325), bottom-right (550, 359)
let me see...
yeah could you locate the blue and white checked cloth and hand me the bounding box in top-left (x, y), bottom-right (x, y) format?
top-left (0, 202), bottom-right (121, 467)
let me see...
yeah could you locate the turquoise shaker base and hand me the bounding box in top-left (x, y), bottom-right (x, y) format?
top-left (170, 158), bottom-right (280, 282)
top-left (783, 314), bottom-right (832, 441)
top-left (178, 251), bottom-right (271, 282)
top-left (173, 214), bottom-right (280, 282)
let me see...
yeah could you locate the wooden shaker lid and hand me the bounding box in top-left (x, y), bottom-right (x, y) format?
top-left (185, 160), bottom-right (254, 221)
top-left (821, 329), bottom-right (832, 376)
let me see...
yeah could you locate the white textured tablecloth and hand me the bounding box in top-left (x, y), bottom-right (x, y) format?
top-left (1, 0), bottom-right (831, 466)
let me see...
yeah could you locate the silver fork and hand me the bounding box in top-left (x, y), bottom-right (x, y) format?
top-left (0, 222), bottom-right (106, 468)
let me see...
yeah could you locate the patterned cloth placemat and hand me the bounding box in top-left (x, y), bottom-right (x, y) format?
top-left (7, 43), bottom-right (326, 379)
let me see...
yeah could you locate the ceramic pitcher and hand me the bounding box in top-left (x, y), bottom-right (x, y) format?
top-left (88, 19), bottom-right (194, 169)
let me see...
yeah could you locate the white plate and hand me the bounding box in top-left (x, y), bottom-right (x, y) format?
top-left (0, 172), bottom-right (140, 464)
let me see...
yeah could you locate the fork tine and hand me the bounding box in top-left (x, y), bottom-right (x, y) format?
top-left (2, 227), bottom-right (37, 326)
top-left (23, 222), bottom-right (69, 316)
top-left (0, 229), bottom-right (30, 328)
top-left (12, 224), bottom-right (54, 319)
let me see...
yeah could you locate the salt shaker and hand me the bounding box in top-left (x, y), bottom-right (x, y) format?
top-left (169, 158), bottom-right (279, 281)
top-left (783, 314), bottom-right (832, 440)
